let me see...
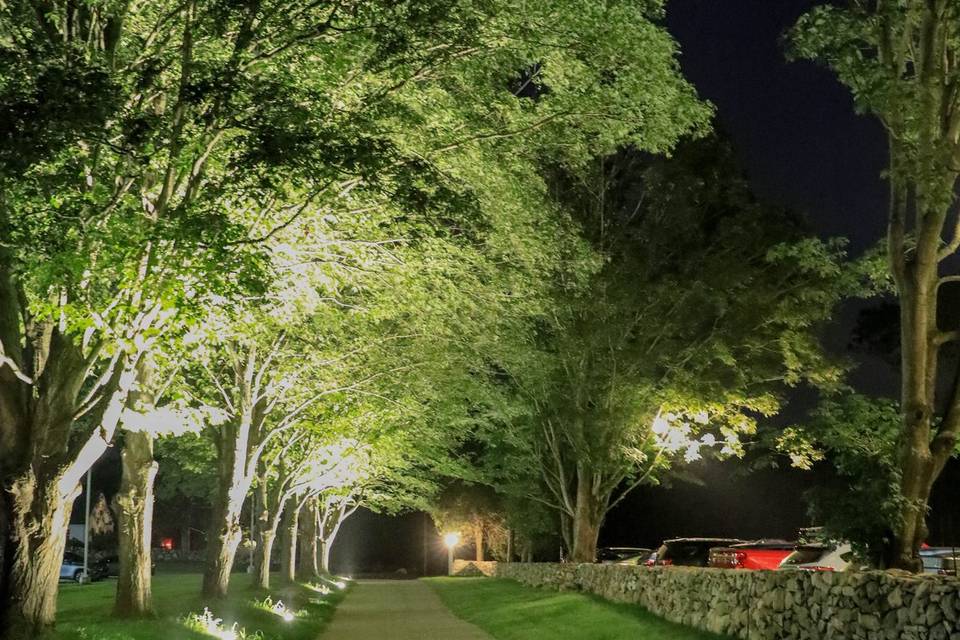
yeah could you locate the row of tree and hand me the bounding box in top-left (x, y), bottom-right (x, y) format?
top-left (432, 0), bottom-right (960, 575)
top-left (2, 1), bottom-right (959, 638)
top-left (0, 0), bottom-right (712, 638)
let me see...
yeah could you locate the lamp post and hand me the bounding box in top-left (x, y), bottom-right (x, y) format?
top-left (443, 532), bottom-right (460, 576)
top-left (82, 468), bottom-right (92, 584)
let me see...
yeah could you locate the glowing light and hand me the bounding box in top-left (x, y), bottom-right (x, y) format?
top-left (334, 581), bottom-right (346, 590)
top-left (444, 532), bottom-right (460, 548)
top-left (181, 608), bottom-right (245, 640)
top-left (306, 582), bottom-right (332, 594)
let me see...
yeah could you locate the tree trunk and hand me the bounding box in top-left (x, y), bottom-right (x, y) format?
top-left (890, 252), bottom-right (939, 571)
top-left (320, 541), bottom-right (332, 574)
top-left (254, 529), bottom-right (275, 590)
top-left (298, 498), bottom-right (318, 579)
top-left (114, 430), bottom-right (158, 617)
top-left (279, 504), bottom-right (299, 584)
top-left (569, 468), bottom-right (603, 563)
top-left (201, 481), bottom-right (245, 599)
top-left (559, 511), bottom-right (573, 560)
top-left (473, 525), bottom-right (484, 562)
top-left (202, 420), bottom-right (254, 599)
top-left (2, 469), bottom-right (80, 640)
top-left (506, 528), bottom-right (514, 562)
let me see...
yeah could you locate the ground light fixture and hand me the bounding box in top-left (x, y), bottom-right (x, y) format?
top-left (444, 532), bottom-right (461, 576)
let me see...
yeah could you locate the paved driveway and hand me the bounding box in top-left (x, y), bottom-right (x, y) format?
top-left (322, 579), bottom-right (493, 640)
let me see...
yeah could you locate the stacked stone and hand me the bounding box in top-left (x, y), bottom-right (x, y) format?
top-left (493, 562), bottom-right (960, 640)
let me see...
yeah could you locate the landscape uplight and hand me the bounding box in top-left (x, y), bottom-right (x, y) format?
top-left (444, 532), bottom-right (460, 576)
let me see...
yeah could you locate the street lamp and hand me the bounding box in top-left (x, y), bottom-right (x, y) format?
top-left (443, 532), bottom-right (460, 576)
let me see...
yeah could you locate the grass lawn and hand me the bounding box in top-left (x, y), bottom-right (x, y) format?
top-left (52, 570), bottom-right (347, 640)
top-left (426, 578), bottom-right (730, 640)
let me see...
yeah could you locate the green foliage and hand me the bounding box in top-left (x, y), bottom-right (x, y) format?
top-left (54, 573), bottom-right (345, 640)
top-left (777, 395), bottom-right (903, 564)
top-left (474, 137), bottom-right (867, 547)
top-left (155, 433), bottom-right (218, 502)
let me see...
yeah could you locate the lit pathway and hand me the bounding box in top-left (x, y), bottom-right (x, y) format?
top-left (321, 579), bottom-right (493, 640)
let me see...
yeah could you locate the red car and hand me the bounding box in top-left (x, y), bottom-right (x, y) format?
top-left (708, 540), bottom-right (795, 570)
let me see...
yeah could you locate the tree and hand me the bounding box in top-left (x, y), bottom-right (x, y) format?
top-left (790, 0), bottom-right (960, 570)
top-left (489, 140), bottom-right (862, 562)
top-left (776, 394), bottom-right (902, 565)
top-left (1, 0), bottom-right (711, 630)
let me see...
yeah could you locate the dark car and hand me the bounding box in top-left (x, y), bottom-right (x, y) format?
top-left (648, 538), bottom-right (745, 567)
top-left (596, 547), bottom-right (653, 565)
top-left (100, 554), bottom-right (156, 577)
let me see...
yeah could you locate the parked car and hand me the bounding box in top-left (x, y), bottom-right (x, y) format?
top-left (60, 553), bottom-right (107, 582)
top-left (708, 540), bottom-right (795, 570)
top-left (597, 547), bottom-right (653, 565)
top-left (778, 542), bottom-right (855, 572)
top-left (647, 538), bottom-right (745, 567)
top-left (920, 547), bottom-right (960, 574)
top-left (100, 554), bottom-right (156, 577)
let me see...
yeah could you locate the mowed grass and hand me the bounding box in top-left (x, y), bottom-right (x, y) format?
top-left (53, 570), bottom-right (347, 640)
top-left (426, 578), bottom-right (730, 640)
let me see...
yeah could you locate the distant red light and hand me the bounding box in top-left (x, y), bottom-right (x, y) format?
top-left (160, 537), bottom-right (174, 551)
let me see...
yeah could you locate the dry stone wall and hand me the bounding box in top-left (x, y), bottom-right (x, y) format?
top-left (492, 562), bottom-right (960, 640)
top-left (451, 559), bottom-right (498, 577)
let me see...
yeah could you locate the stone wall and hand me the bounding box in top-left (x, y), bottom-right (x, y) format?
top-left (451, 559), bottom-right (498, 577)
top-left (493, 562), bottom-right (960, 640)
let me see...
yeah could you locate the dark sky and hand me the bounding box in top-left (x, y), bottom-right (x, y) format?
top-left (666, 0), bottom-right (888, 254)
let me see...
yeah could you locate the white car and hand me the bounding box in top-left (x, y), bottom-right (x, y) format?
top-left (778, 543), bottom-right (855, 572)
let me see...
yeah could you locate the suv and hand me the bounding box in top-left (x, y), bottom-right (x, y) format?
top-left (597, 547), bottom-right (653, 565)
top-left (648, 538), bottom-right (745, 567)
top-left (778, 543), bottom-right (855, 571)
top-left (708, 540), bottom-right (795, 570)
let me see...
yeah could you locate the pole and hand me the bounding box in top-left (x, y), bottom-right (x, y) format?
top-left (447, 544), bottom-right (454, 576)
top-left (82, 468), bottom-right (92, 583)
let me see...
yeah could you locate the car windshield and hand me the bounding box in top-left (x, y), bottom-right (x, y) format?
top-left (782, 546), bottom-right (828, 566)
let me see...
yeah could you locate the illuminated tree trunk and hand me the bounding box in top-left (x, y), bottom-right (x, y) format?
top-left (298, 497), bottom-right (319, 579)
top-left (569, 467), bottom-right (603, 563)
top-left (202, 345), bottom-right (269, 598)
top-left (320, 541), bottom-right (332, 574)
top-left (114, 430), bottom-right (157, 617)
top-left (2, 470), bottom-right (80, 640)
top-left (318, 498), bottom-right (359, 574)
top-left (202, 419), bottom-right (251, 599)
top-left (254, 529), bottom-right (276, 591)
top-left (279, 504), bottom-right (300, 584)
top-left (0, 302), bottom-right (136, 639)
